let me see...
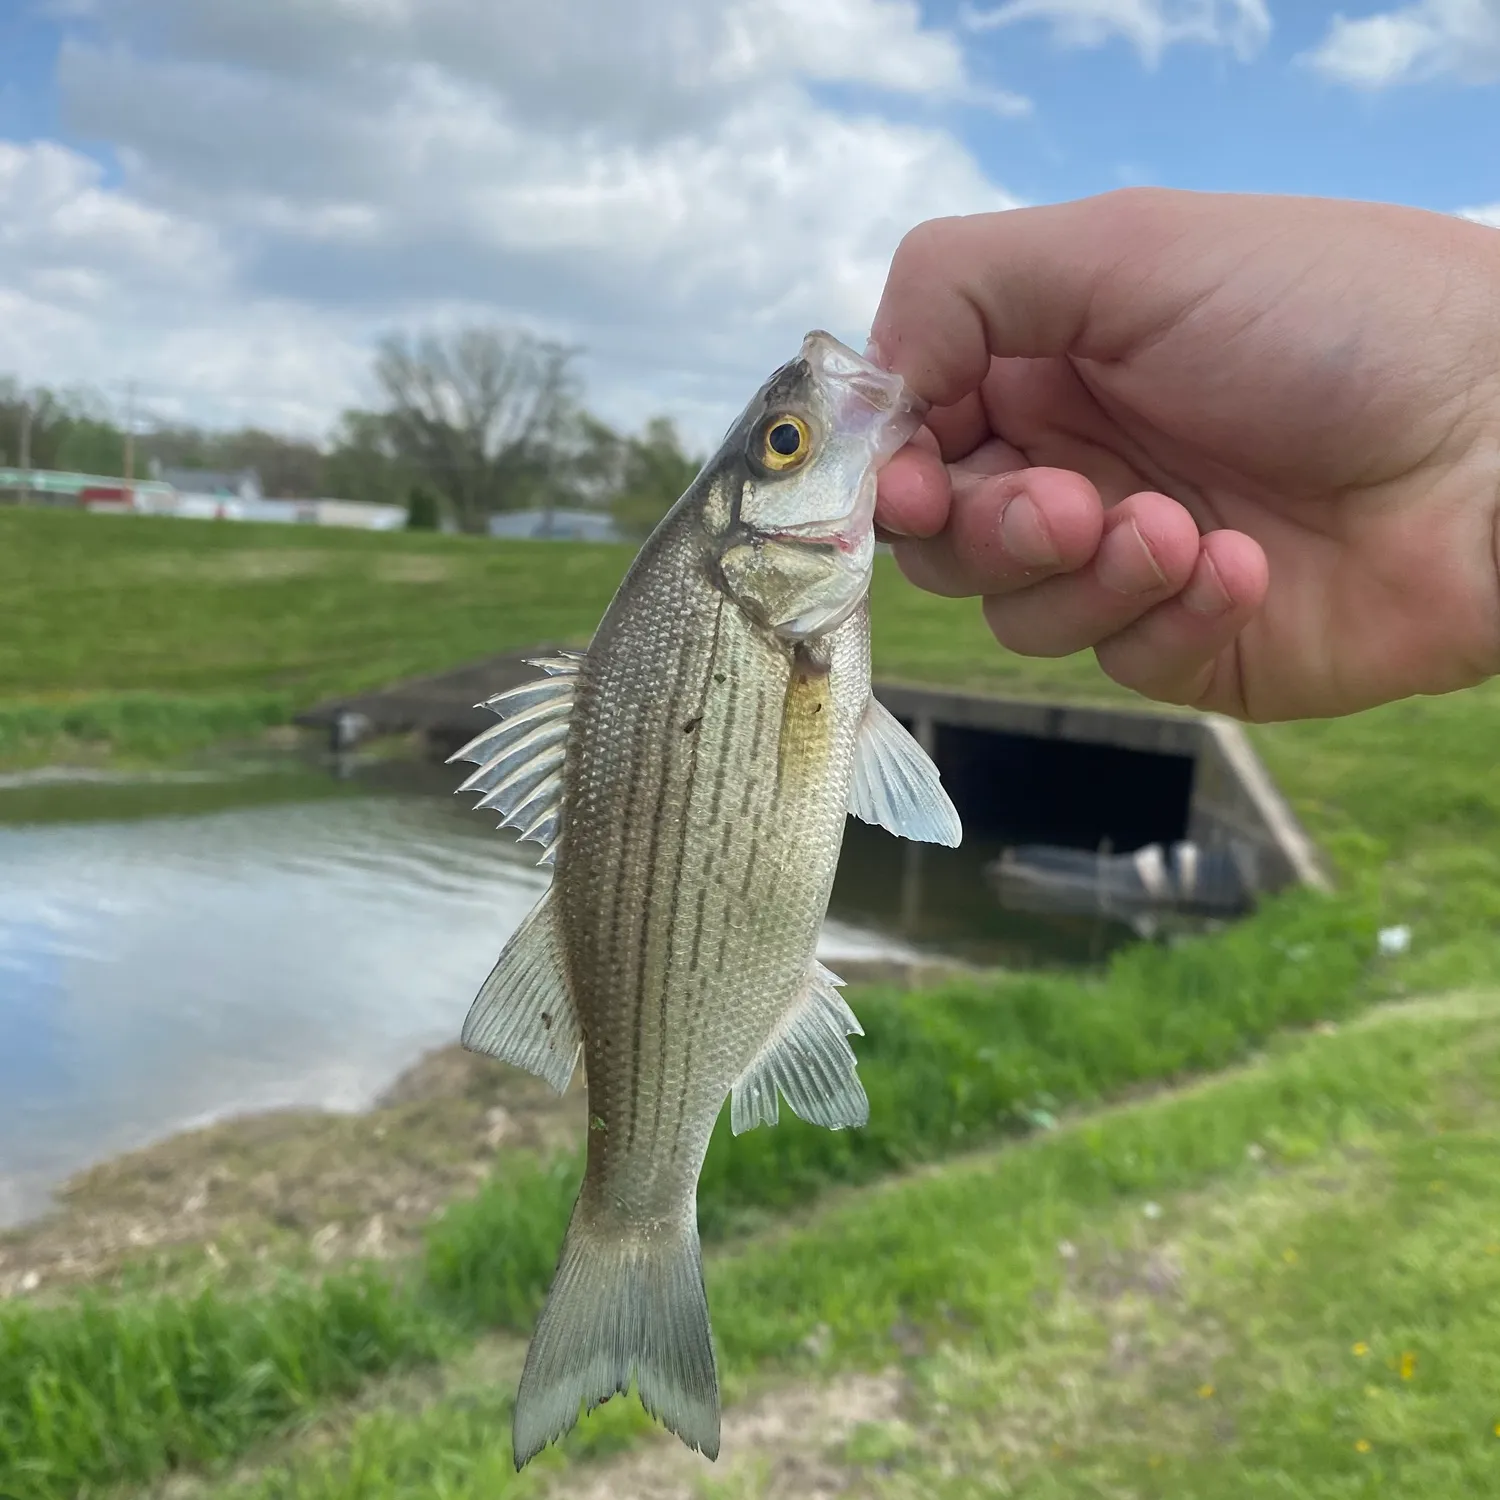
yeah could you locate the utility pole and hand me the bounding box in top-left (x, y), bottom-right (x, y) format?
top-left (122, 379), bottom-right (136, 492)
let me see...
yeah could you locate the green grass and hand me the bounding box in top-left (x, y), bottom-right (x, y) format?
top-left (0, 691), bottom-right (292, 763)
top-left (0, 1268), bottom-right (450, 1500)
top-left (0, 506), bottom-right (1120, 765)
top-left (425, 880), bottom-right (1382, 1326)
top-left (5, 507), bottom-right (1500, 958)
top-left (182, 990), bottom-right (1500, 1498)
top-left (5, 510), bottom-right (1500, 1496)
top-left (0, 882), bottom-right (1384, 1500)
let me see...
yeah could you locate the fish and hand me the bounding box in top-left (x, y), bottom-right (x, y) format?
top-left (447, 330), bottom-right (962, 1470)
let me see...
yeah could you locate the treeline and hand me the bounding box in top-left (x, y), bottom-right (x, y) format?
top-left (0, 327), bottom-right (703, 537)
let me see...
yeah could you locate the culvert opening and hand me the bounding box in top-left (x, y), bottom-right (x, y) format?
top-left (297, 652), bottom-right (1326, 966)
top-left (830, 718), bottom-right (1205, 968)
top-left (925, 722), bottom-right (1195, 852)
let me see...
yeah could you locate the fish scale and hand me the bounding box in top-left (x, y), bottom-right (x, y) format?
top-left (447, 331), bottom-right (962, 1468)
top-left (564, 539), bottom-right (867, 1204)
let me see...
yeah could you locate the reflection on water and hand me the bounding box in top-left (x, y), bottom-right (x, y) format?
top-left (831, 818), bottom-right (1137, 969)
top-left (0, 759), bottom-right (934, 1227)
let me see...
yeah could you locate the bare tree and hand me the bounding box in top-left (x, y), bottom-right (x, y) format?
top-left (374, 326), bottom-right (578, 534)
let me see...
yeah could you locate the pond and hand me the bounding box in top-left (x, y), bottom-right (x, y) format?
top-left (0, 754), bottom-right (1129, 1227)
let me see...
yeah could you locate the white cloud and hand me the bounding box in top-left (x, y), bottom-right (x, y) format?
top-left (0, 141), bottom-right (370, 433)
top-left (1457, 202), bottom-right (1500, 227)
top-left (962, 0), bottom-right (1271, 65)
top-left (2, 0), bottom-right (1024, 447)
top-left (0, 141), bottom-right (225, 296)
top-left (1304, 0), bottom-right (1500, 88)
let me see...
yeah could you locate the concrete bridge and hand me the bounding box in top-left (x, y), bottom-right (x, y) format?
top-left (298, 648), bottom-right (1327, 903)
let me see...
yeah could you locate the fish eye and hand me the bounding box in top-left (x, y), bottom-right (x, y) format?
top-left (758, 414), bottom-right (811, 472)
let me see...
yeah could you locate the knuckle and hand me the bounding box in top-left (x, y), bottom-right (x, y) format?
top-left (1093, 639), bottom-right (1202, 707)
top-left (890, 216), bottom-right (967, 282)
top-left (982, 594), bottom-right (1087, 658)
top-left (1095, 185), bottom-right (1176, 229)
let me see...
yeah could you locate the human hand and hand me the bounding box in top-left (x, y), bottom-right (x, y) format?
top-left (869, 188), bottom-right (1500, 721)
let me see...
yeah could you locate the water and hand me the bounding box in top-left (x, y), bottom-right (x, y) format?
top-left (0, 755), bottom-right (1131, 1228)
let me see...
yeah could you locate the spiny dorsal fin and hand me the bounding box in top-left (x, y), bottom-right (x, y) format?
top-left (730, 962), bottom-right (868, 1134)
top-left (461, 887), bottom-right (581, 1094)
top-left (447, 652), bottom-right (583, 866)
top-left (848, 695), bottom-right (962, 848)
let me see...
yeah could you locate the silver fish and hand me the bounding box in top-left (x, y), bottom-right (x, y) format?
top-left (449, 331), bottom-right (962, 1469)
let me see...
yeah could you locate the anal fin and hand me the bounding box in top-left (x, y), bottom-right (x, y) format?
top-left (731, 963), bottom-right (868, 1134)
top-left (461, 888), bottom-right (581, 1094)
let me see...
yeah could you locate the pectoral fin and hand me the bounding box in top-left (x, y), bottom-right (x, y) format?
top-left (447, 652), bottom-right (583, 866)
top-left (461, 888), bottom-right (581, 1094)
top-left (848, 695), bottom-right (962, 847)
top-left (731, 963), bottom-right (868, 1134)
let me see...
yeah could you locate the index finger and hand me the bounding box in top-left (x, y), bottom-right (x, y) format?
top-left (867, 191), bottom-right (1205, 407)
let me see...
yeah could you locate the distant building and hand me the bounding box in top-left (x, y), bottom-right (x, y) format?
top-left (150, 463), bottom-right (264, 505)
top-left (213, 496), bottom-right (406, 530)
top-left (488, 508), bottom-right (623, 542)
top-left (304, 499), bottom-right (407, 531)
top-left (0, 468), bottom-right (175, 509)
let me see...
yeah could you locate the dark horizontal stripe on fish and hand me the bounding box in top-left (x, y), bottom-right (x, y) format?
top-left (623, 629), bottom-right (696, 1152)
top-left (651, 595), bottom-right (724, 1154)
top-left (705, 657), bottom-right (739, 827)
top-left (604, 660), bottom-right (657, 1153)
top-left (674, 619), bottom-right (757, 1158)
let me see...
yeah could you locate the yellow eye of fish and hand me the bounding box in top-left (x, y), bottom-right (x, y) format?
top-left (760, 414), bottom-right (810, 472)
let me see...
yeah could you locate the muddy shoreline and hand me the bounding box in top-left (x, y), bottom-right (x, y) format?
top-left (0, 956), bottom-right (974, 1300)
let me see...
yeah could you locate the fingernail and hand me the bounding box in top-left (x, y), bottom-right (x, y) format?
top-left (1097, 519), bottom-right (1168, 596)
top-left (875, 519), bottom-right (910, 541)
top-left (1181, 552), bottom-right (1231, 617)
top-left (863, 335), bottom-right (889, 369)
top-left (999, 494), bottom-right (1060, 569)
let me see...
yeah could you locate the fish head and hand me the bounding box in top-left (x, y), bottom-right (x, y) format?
top-left (708, 331), bottom-right (927, 642)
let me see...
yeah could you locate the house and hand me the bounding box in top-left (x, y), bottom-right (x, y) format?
top-left (150, 463), bottom-right (265, 507)
top-left (304, 499), bottom-right (407, 531)
top-left (487, 508), bottom-right (623, 542)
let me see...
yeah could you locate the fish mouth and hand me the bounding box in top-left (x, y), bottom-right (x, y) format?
top-left (768, 528), bottom-right (856, 554)
top-left (799, 330), bottom-right (930, 430)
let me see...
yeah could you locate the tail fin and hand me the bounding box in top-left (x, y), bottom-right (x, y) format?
top-left (512, 1202), bottom-right (720, 1469)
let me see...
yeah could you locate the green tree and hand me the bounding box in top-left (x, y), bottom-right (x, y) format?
top-left (137, 424), bottom-right (323, 497)
top-left (612, 417), bottom-right (702, 538)
top-left (0, 380), bottom-right (70, 472)
top-left (373, 326), bottom-right (578, 534)
top-left (320, 410), bottom-right (420, 507)
top-left (405, 484), bottom-right (443, 530)
top-left (52, 417), bottom-right (126, 477)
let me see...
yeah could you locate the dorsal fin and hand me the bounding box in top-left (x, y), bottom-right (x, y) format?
top-left (448, 652), bottom-right (583, 866)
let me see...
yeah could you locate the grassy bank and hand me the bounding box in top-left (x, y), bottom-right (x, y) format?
top-left (6, 510), bottom-right (1500, 952)
top-left (0, 879), bottom-right (1392, 1499)
top-left (0, 506), bottom-right (1119, 765)
top-left (130, 990), bottom-right (1500, 1497)
top-left (5, 508), bottom-right (1500, 1496)
top-left (426, 878), bottom-right (1382, 1324)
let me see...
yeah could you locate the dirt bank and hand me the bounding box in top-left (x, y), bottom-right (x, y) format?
top-left (0, 956), bottom-right (974, 1300)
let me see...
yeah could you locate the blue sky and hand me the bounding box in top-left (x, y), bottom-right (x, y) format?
top-left (0, 0), bottom-right (1496, 440)
top-left (959, 6), bottom-right (1497, 210)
